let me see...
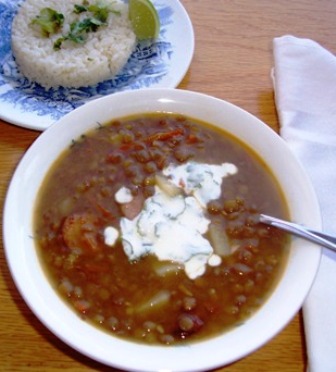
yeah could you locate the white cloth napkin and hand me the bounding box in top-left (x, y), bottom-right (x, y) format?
top-left (273, 35), bottom-right (336, 372)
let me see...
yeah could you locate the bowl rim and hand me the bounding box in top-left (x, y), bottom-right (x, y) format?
top-left (3, 88), bottom-right (322, 372)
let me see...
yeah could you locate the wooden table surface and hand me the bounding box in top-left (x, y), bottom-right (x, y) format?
top-left (1, 0), bottom-right (336, 371)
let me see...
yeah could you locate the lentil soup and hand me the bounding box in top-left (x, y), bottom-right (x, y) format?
top-left (34, 113), bottom-right (289, 345)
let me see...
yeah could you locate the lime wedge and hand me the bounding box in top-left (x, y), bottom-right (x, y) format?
top-left (129, 0), bottom-right (160, 40)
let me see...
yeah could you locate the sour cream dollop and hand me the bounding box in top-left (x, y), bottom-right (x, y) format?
top-left (106, 161), bottom-right (238, 279)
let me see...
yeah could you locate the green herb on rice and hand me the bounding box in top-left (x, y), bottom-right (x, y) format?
top-left (55, 2), bottom-right (121, 50)
top-left (31, 7), bottom-right (64, 37)
top-left (31, 2), bottom-right (120, 50)
top-left (54, 17), bottom-right (106, 49)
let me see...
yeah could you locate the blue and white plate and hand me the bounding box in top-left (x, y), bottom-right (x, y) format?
top-left (0, 0), bottom-right (194, 130)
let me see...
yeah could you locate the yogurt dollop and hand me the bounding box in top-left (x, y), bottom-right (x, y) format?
top-left (108, 161), bottom-right (238, 279)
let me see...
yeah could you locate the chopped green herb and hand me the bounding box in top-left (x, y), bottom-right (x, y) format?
top-left (88, 4), bottom-right (110, 22)
top-left (74, 4), bottom-right (88, 14)
top-left (53, 2), bottom-right (120, 50)
top-left (54, 17), bottom-right (105, 49)
top-left (53, 37), bottom-right (65, 50)
top-left (31, 7), bottom-right (64, 37)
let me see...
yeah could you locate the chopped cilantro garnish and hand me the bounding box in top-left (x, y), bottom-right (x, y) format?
top-left (31, 7), bottom-right (64, 37)
top-left (87, 4), bottom-right (111, 23)
top-left (54, 16), bottom-right (106, 49)
top-left (53, 2), bottom-right (120, 50)
top-left (74, 4), bottom-right (88, 14)
top-left (30, 2), bottom-right (122, 50)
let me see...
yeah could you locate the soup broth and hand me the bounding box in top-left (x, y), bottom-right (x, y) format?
top-left (34, 113), bottom-right (289, 345)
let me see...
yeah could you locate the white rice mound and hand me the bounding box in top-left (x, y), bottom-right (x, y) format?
top-left (11, 0), bottom-right (137, 89)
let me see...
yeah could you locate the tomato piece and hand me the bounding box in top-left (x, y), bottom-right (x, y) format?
top-left (146, 128), bottom-right (184, 144)
top-left (120, 193), bottom-right (144, 220)
top-left (62, 213), bottom-right (99, 252)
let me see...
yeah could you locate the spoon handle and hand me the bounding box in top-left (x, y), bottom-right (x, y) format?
top-left (259, 214), bottom-right (336, 252)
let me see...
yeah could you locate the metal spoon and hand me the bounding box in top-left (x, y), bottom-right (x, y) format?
top-left (259, 214), bottom-right (336, 252)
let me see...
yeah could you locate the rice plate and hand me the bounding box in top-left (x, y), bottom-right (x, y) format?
top-left (11, 0), bottom-right (137, 89)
